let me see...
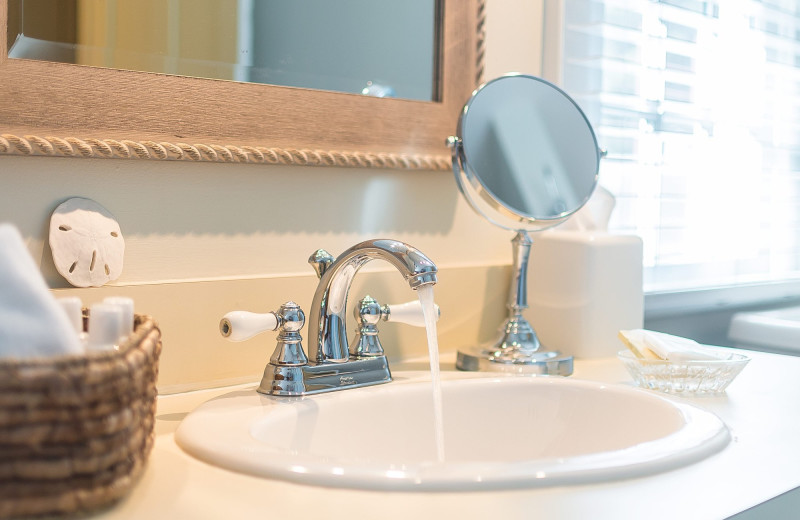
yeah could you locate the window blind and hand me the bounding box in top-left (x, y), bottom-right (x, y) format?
top-left (560, 0), bottom-right (800, 293)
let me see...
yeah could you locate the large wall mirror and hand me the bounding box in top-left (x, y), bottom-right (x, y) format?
top-left (0, 0), bottom-right (480, 168)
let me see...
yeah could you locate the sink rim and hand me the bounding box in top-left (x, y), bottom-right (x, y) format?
top-left (175, 374), bottom-right (730, 491)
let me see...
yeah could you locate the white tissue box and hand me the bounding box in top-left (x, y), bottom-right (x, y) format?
top-left (527, 230), bottom-right (644, 359)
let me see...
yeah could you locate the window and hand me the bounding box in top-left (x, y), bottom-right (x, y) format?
top-left (553, 0), bottom-right (800, 296)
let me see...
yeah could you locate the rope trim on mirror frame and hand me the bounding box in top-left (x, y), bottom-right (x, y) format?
top-left (0, 134), bottom-right (452, 170)
top-left (476, 0), bottom-right (486, 86)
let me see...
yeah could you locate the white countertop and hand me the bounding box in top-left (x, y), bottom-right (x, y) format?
top-left (94, 350), bottom-right (800, 520)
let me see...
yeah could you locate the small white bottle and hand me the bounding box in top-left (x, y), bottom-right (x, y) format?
top-left (104, 296), bottom-right (135, 344)
top-left (57, 296), bottom-right (86, 347)
top-left (87, 303), bottom-right (124, 351)
top-left (57, 297), bottom-right (82, 331)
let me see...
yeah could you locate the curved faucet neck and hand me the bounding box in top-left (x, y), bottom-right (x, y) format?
top-left (307, 239), bottom-right (437, 363)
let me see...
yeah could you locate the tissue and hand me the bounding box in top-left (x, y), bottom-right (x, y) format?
top-left (0, 224), bottom-right (83, 358)
top-left (558, 185), bottom-right (617, 232)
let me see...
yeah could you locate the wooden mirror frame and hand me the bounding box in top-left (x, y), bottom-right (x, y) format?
top-left (0, 0), bottom-right (482, 170)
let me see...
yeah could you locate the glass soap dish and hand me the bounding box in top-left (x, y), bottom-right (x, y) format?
top-left (617, 350), bottom-right (750, 395)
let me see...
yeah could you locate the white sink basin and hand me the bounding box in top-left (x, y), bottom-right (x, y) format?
top-left (175, 375), bottom-right (729, 491)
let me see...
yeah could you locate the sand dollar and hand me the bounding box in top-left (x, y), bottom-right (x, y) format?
top-left (49, 198), bottom-right (124, 287)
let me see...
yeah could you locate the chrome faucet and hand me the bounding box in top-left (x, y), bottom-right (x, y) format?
top-left (220, 239), bottom-right (437, 396)
top-left (307, 239), bottom-right (438, 364)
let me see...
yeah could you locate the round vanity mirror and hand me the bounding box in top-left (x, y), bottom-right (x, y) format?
top-left (449, 74), bottom-right (601, 374)
top-left (452, 74), bottom-right (600, 230)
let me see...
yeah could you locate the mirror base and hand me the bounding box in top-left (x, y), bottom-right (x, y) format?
top-left (492, 313), bottom-right (542, 352)
top-left (455, 346), bottom-right (573, 375)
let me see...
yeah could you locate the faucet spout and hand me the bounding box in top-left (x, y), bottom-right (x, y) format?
top-left (308, 239), bottom-right (437, 363)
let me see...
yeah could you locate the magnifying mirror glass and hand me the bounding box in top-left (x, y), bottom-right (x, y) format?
top-left (448, 74), bottom-right (601, 374)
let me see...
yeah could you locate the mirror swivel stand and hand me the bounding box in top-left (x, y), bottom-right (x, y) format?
top-left (456, 231), bottom-right (573, 374)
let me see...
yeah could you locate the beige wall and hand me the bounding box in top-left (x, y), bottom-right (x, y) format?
top-left (484, 0), bottom-right (543, 80)
top-left (0, 0), bottom-right (544, 392)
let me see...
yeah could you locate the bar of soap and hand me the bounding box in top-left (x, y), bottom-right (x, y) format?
top-left (618, 329), bottom-right (724, 362)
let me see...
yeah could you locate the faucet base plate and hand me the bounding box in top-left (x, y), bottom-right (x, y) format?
top-left (258, 356), bottom-right (392, 396)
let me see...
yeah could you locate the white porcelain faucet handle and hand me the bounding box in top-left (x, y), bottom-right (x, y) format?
top-left (386, 300), bottom-right (440, 328)
top-left (220, 311), bottom-right (279, 342)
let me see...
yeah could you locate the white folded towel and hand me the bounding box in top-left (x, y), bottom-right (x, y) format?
top-left (619, 329), bottom-right (724, 362)
top-left (0, 224), bottom-right (83, 359)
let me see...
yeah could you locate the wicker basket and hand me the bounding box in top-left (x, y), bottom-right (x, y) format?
top-left (0, 314), bottom-right (161, 518)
